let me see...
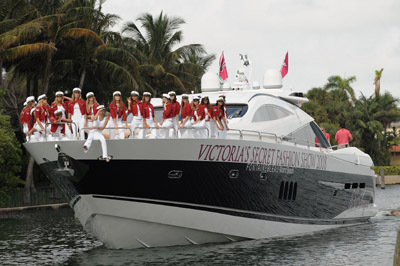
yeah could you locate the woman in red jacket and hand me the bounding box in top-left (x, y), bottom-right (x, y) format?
top-left (84, 92), bottom-right (99, 134)
top-left (214, 97), bottom-right (229, 138)
top-left (21, 96), bottom-right (36, 137)
top-left (127, 90), bottom-right (144, 138)
top-left (200, 96), bottom-right (213, 138)
top-left (179, 94), bottom-right (193, 138)
top-left (34, 94), bottom-right (51, 141)
top-left (168, 91), bottom-right (180, 132)
top-left (191, 96), bottom-right (206, 138)
top-left (108, 91), bottom-right (128, 139)
top-left (68, 87), bottom-right (86, 138)
top-left (159, 93), bottom-right (175, 138)
top-left (142, 92), bottom-right (159, 138)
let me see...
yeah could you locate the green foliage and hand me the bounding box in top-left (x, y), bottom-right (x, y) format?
top-left (0, 104), bottom-right (23, 206)
top-left (372, 166), bottom-right (400, 176)
top-left (302, 76), bottom-right (400, 166)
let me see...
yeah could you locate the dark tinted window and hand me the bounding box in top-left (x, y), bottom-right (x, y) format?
top-left (227, 104), bottom-right (248, 118)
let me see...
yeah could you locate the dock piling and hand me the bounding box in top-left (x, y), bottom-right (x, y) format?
top-left (380, 168), bottom-right (385, 189)
top-left (395, 226), bottom-right (400, 266)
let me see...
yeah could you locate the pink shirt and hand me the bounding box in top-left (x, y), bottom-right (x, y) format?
top-left (335, 128), bottom-right (352, 145)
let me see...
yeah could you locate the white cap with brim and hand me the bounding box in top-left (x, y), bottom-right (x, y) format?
top-left (130, 91), bottom-right (139, 96)
top-left (73, 87), bottom-right (81, 93)
top-left (86, 92), bottom-right (94, 98)
top-left (181, 94), bottom-right (189, 98)
top-left (193, 96), bottom-right (201, 101)
top-left (23, 102), bottom-right (27, 106)
top-left (143, 92), bottom-right (151, 96)
top-left (168, 91), bottom-right (176, 95)
top-left (55, 91), bottom-right (64, 96)
top-left (113, 91), bottom-right (121, 97)
top-left (96, 105), bottom-right (105, 110)
top-left (38, 94), bottom-right (47, 101)
top-left (217, 97), bottom-right (225, 102)
top-left (162, 93), bottom-right (170, 99)
top-left (54, 110), bottom-right (63, 115)
top-left (26, 96), bottom-right (35, 103)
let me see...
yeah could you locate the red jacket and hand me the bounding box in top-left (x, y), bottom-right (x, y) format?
top-left (20, 107), bottom-right (32, 124)
top-left (128, 100), bottom-right (144, 117)
top-left (50, 102), bottom-right (69, 118)
top-left (181, 103), bottom-right (192, 119)
top-left (35, 105), bottom-right (50, 122)
top-left (172, 101), bottom-right (181, 116)
top-left (49, 117), bottom-right (66, 134)
top-left (196, 105), bottom-right (206, 121)
top-left (68, 99), bottom-right (86, 116)
top-left (163, 102), bottom-right (175, 119)
top-left (142, 102), bottom-right (155, 119)
top-left (87, 103), bottom-right (99, 116)
top-left (109, 102), bottom-right (127, 121)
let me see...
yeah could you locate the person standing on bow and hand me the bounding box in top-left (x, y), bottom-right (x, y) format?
top-left (83, 105), bottom-right (111, 162)
top-left (168, 91), bottom-right (180, 135)
top-left (179, 94), bottom-right (193, 138)
top-left (214, 97), bottom-right (229, 138)
top-left (191, 96), bottom-right (206, 138)
top-left (108, 91), bottom-right (128, 139)
top-left (335, 122), bottom-right (352, 149)
top-left (34, 94), bottom-right (51, 141)
top-left (200, 96), bottom-right (213, 138)
top-left (128, 91), bottom-right (144, 138)
top-left (21, 96), bottom-right (36, 138)
top-left (84, 92), bottom-right (99, 135)
top-left (142, 92), bottom-right (159, 138)
top-left (159, 93), bottom-right (175, 138)
top-left (51, 91), bottom-right (72, 138)
top-left (68, 87), bottom-right (86, 138)
top-left (48, 110), bottom-right (72, 141)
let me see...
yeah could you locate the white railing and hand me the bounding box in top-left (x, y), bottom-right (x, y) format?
top-left (45, 122), bottom-right (78, 138)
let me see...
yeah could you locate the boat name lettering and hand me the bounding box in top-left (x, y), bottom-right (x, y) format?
top-left (198, 144), bottom-right (327, 170)
top-left (245, 163), bottom-right (294, 174)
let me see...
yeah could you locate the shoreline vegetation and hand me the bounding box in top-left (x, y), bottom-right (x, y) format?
top-left (1, 1), bottom-right (400, 206)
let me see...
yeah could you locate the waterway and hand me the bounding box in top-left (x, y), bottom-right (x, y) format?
top-left (1, 185), bottom-right (399, 266)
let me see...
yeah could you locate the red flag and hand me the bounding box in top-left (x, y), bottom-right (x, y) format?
top-left (219, 52), bottom-right (228, 81)
top-left (280, 52), bottom-right (289, 78)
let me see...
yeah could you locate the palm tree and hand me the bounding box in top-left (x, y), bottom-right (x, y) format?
top-left (324, 75), bottom-right (357, 102)
top-left (374, 68), bottom-right (384, 97)
top-left (123, 11), bottom-right (214, 95)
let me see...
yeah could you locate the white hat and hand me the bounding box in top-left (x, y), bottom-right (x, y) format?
top-left (168, 91), bottom-right (176, 95)
top-left (38, 94), bottom-right (47, 101)
top-left (86, 92), bottom-right (94, 98)
top-left (219, 94), bottom-right (226, 98)
top-left (23, 102), bottom-right (27, 106)
top-left (96, 105), bottom-right (105, 110)
top-left (143, 92), bottom-right (151, 96)
top-left (193, 96), bottom-right (201, 100)
top-left (54, 109), bottom-right (63, 115)
top-left (217, 97), bottom-right (225, 102)
top-left (113, 91), bottom-right (121, 97)
top-left (30, 108), bottom-right (35, 115)
top-left (73, 87), bottom-right (81, 93)
top-left (130, 91), bottom-right (139, 96)
top-left (26, 96), bottom-right (35, 103)
top-left (55, 91), bottom-right (64, 96)
top-left (181, 94), bottom-right (189, 98)
top-left (162, 93), bottom-right (170, 99)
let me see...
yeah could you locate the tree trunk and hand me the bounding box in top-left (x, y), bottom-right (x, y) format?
top-left (0, 61), bottom-right (3, 87)
top-left (23, 155), bottom-right (35, 204)
top-left (33, 74), bottom-right (39, 98)
top-left (79, 67), bottom-right (87, 89)
top-left (42, 53), bottom-right (53, 94)
top-left (26, 75), bottom-right (31, 97)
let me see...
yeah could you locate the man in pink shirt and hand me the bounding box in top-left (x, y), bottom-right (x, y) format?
top-left (335, 122), bottom-right (353, 148)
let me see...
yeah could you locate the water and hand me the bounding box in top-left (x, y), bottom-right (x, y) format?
top-left (1, 186), bottom-right (399, 266)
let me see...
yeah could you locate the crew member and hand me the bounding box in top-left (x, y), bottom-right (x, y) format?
top-left (142, 92), bottom-right (159, 138)
top-left (84, 92), bottom-right (99, 135)
top-left (168, 91), bottom-right (180, 133)
top-left (34, 94), bottom-right (51, 141)
top-left (128, 91), bottom-right (144, 138)
top-left (179, 94), bottom-right (193, 138)
top-left (108, 91), bottom-right (128, 139)
top-left (315, 127), bottom-right (330, 147)
top-left (83, 105), bottom-right (111, 162)
top-left (215, 97), bottom-right (229, 138)
top-left (21, 96), bottom-right (35, 137)
top-left (200, 96), bottom-right (213, 138)
top-left (335, 122), bottom-right (352, 149)
top-left (159, 94), bottom-right (175, 138)
top-left (26, 108), bottom-right (38, 142)
top-left (68, 87), bottom-right (86, 138)
top-left (49, 110), bottom-right (72, 141)
top-left (51, 91), bottom-right (72, 138)
top-left (191, 96), bottom-right (206, 138)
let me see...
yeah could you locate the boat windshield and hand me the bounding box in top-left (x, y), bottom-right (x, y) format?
top-left (227, 104), bottom-right (248, 119)
top-left (285, 122), bottom-right (331, 148)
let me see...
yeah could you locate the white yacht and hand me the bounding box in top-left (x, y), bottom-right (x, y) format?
top-left (23, 58), bottom-right (378, 249)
